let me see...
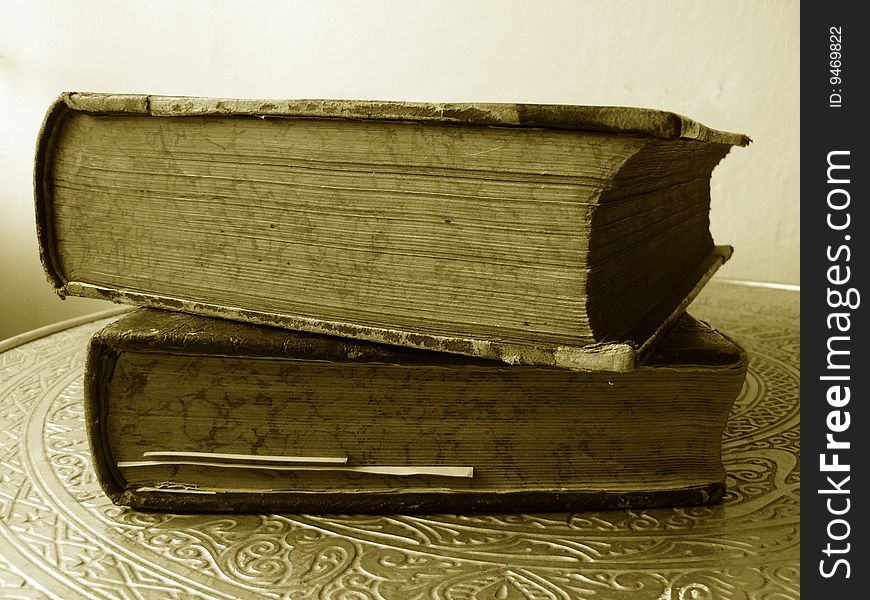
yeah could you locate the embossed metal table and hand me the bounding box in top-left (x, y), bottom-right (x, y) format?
top-left (0, 281), bottom-right (799, 599)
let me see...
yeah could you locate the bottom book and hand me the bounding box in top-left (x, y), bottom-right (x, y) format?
top-left (85, 309), bottom-right (747, 513)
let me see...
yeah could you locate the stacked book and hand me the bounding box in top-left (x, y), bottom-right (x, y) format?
top-left (35, 93), bottom-right (750, 513)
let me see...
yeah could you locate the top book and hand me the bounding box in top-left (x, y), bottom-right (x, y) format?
top-left (35, 93), bottom-right (748, 371)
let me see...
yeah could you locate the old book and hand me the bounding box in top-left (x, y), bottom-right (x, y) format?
top-left (38, 93), bottom-right (748, 371)
top-left (85, 309), bottom-right (747, 513)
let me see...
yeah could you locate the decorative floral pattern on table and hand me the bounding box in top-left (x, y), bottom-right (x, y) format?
top-left (0, 282), bottom-right (799, 599)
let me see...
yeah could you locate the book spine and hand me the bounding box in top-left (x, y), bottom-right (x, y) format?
top-left (83, 333), bottom-right (126, 505)
top-left (33, 96), bottom-right (71, 293)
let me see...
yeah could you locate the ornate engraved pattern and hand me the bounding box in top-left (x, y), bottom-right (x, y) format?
top-left (0, 282), bottom-right (799, 598)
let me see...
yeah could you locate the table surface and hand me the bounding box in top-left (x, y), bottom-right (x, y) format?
top-left (0, 281), bottom-right (799, 600)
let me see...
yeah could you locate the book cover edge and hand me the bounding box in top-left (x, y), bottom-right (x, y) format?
top-left (115, 482), bottom-right (727, 514)
top-left (61, 246), bottom-right (730, 372)
top-left (57, 92), bottom-right (751, 146)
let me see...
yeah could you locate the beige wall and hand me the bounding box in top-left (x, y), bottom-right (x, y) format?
top-left (0, 0), bottom-right (799, 341)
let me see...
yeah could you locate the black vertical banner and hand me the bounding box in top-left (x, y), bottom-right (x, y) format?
top-left (802, 2), bottom-right (869, 595)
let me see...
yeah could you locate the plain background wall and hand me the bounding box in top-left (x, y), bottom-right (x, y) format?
top-left (0, 0), bottom-right (799, 341)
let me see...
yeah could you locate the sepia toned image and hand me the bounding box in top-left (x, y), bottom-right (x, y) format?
top-left (1, 1), bottom-right (798, 598)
